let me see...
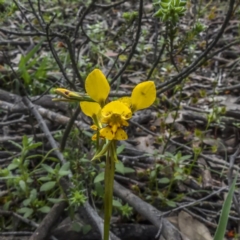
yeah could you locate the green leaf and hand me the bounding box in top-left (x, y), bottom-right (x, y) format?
top-left (80, 158), bottom-right (90, 163)
top-left (179, 1), bottom-right (187, 7)
top-left (94, 172), bottom-right (104, 183)
top-left (21, 68), bottom-right (31, 84)
top-left (180, 155), bottom-right (192, 161)
top-left (34, 57), bottom-right (47, 80)
top-left (158, 177), bottom-right (170, 184)
top-left (38, 176), bottom-right (51, 181)
top-left (7, 162), bottom-right (19, 170)
top-left (94, 182), bottom-right (104, 197)
top-left (150, 170), bottom-right (156, 179)
top-left (17, 207), bottom-right (34, 218)
top-left (40, 181), bottom-right (56, 192)
top-left (8, 140), bottom-right (22, 150)
top-left (82, 131), bottom-right (93, 137)
top-left (27, 154), bottom-right (44, 160)
top-left (112, 199), bottom-right (122, 208)
top-left (59, 162), bottom-right (70, 172)
top-left (124, 167), bottom-right (135, 174)
top-left (116, 144), bottom-right (125, 155)
top-left (21, 39), bottom-right (44, 64)
top-left (47, 198), bottom-right (64, 204)
top-left (47, 156), bottom-right (59, 162)
top-left (71, 221), bottom-right (82, 233)
top-left (59, 162), bottom-right (70, 176)
top-left (166, 200), bottom-right (176, 207)
top-left (174, 175), bottom-right (184, 180)
top-left (154, 9), bottom-right (164, 17)
top-left (38, 206), bottom-right (51, 213)
top-left (214, 175), bottom-right (237, 240)
top-left (27, 142), bottom-right (43, 150)
top-left (22, 198), bottom-right (31, 207)
top-left (115, 161), bottom-right (125, 175)
top-left (58, 170), bottom-right (70, 177)
top-left (160, 2), bottom-right (169, 8)
top-left (26, 177), bottom-right (33, 184)
top-left (161, 0), bottom-right (170, 3)
top-left (3, 201), bottom-right (11, 210)
top-left (18, 39), bottom-right (45, 84)
top-left (22, 135), bottom-right (29, 148)
top-left (82, 224), bottom-right (91, 234)
top-left (41, 164), bottom-right (55, 174)
top-left (175, 6), bottom-right (185, 13)
top-left (19, 180), bottom-right (26, 192)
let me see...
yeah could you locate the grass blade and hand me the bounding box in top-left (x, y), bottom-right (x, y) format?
top-left (213, 174), bottom-right (237, 240)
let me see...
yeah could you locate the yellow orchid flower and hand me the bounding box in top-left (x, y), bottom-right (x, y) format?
top-left (80, 69), bottom-right (156, 141)
top-left (53, 68), bottom-right (157, 240)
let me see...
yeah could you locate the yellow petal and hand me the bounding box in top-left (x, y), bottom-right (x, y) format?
top-left (101, 101), bottom-right (132, 120)
top-left (92, 133), bottom-right (104, 141)
top-left (54, 88), bottom-right (84, 102)
top-left (100, 126), bottom-right (114, 140)
top-left (101, 116), bottom-right (111, 124)
top-left (90, 125), bottom-right (98, 130)
top-left (80, 101), bottom-right (101, 118)
top-left (121, 119), bottom-right (129, 127)
top-left (54, 88), bottom-right (71, 97)
top-left (92, 134), bottom-right (97, 141)
top-left (114, 128), bottom-right (128, 140)
top-left (118, 97), bottom-right (132, 108)
top-left (85, 69), bottom-right (110, 106)
top-left (131, 81), bottom-right (156, 112)
top-left (111, 124), bottom-right (118, 133)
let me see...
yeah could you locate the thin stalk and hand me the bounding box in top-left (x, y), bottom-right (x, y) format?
top-left (103, 143), bottom-right (115, 240)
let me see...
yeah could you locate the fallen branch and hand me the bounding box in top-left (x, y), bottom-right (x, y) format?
top-left (113, 181), bottom-right (183, 240)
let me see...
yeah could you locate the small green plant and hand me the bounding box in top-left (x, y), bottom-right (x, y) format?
top-left (0, 135), bottom-right (71, 221)
top-left (0, 2), bottom-right (17, 21)
top-left (160, 151), bottom-right (191, 196)
top-left (118, 203), bottom-right (133, 219)
top-left (149, 151), bottom-right (191, 206)
top-left (122, 11), bottom-right (138, 23)
top-left (206, 106), bottom-right (226, 129)
top-left (39, 161), bottom-right (71, 191)
top-left (113, 199), bottom-right (133, 219)
top-left (69, 188), bottom-right (87, 208)
top-left (153, 0), bottom-right (187, 24)
top-left (232, 122), bottom-right (240, 129)
top-left (16, 39), bottom-right (50, 95)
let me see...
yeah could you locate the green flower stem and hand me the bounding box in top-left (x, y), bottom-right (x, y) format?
top-left (103, 143), bottom-right (115, 240)
top-left (96, 131), bottom-right (100, 150)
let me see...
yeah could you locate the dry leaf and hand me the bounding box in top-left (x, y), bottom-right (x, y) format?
top-left (178, 211), bottom-right (212, 240)
top-left (104, 50), bottom-right (118, 57)
top-left (135, 135), bottom-right (156, 154)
